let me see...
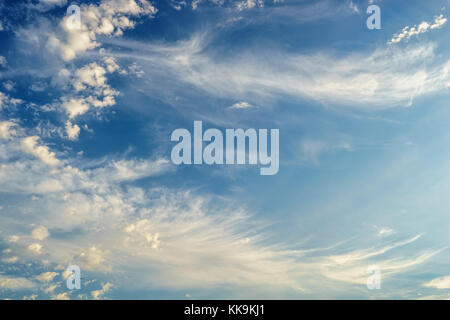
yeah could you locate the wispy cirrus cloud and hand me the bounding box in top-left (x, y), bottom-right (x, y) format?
top-left (296, 138), bottom-right (352, 165)
top-left (0, 119), bottom-right (443, 298)
top-left (0, 119), bottom-right (444, 297)
top-left (110, 33), bottom-right (450, 109)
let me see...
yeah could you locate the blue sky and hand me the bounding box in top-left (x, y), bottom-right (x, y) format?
top-left (0, 0), bottom-right (449, 299)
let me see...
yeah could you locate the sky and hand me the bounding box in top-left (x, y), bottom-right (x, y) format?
top-left (0, 0), bottom-right (449, 300)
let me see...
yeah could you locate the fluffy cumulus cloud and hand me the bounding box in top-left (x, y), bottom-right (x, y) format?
top-left (47, 0), bottom-right (157, 61)
top-left (0, 121), bottom-right (17, 139)
top-left (53, 292), bottom-right (70, 300)
top-left (62, 98), bottom-right (90, 119)
top-left (73, 62), bottom-right (109, 91)
top-left (65, 121), bottom-right (80, 140)
top-left (91, 283), bottom-right (112, 300)
top-left (31, 226), bottom-right (50, 241)
top-left (55, 56), bottom-right (122, 123)
top-left (35, 272), bottom-right (59, 283)
top-left (423, 276), bottom-right (450, 289)
top-left (44, 284), bottom-right (59, 294)
top-left (389, 15), bottom-right (447, 44)
top-left (21, 136), bottom-right (60, 166)
top-left (0, 121), bottom-right (172, 195)
top-left (34, 1), bottom-right (156, 140)
top-left (76, 246), bottom-right (108, 271)
top-left (27, 243), bottom-right (43, 255)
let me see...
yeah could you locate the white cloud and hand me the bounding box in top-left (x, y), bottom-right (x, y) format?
top-left (348, 1), bottom-right (359, 13)
top-left (325, 234), bottom-right (424, 265)
top-left (377, 227), bottom-right (396, 237)
top-left (228, 101), bottom-right (252, 109)
top-left (104, 56), bottom-right (120, 73)
top-left (113, 35), bottom-right (450, 108)
top-left (61, 269), bottom-right (72, 280)
top-left (8, 235), bottom-right (20, 243)
top-left (76, 246), bottom-right (108, 271)
top-left (53, 292), bottom-right (70, 300)
top-left (189, 0), bottom-right (280, 11)
top-left (423, 276), bottom-right (450, 289)
top-left (35, 271), bottom-right (58, 282)
top-left (10, 1), bottom-right (150, 141)
top-left (91, 282), bottom-right (112, 300)
top-left (92, 158), bottom-right (172, 182)
top-left (127, 62), bottom-right (144, 77)
top-left (236, 0), bottom-right (264, 11)
top-left (0, 276), bottom-right (36, 289)
top-left (3, 256), bottom-right (19, 263)
top-left (3, 81), bottom-right (15, 91)
top-left (44, 283), bottom-right (59, 293)
top-left (0, 56), bottom-right (6, 67)
top-left (30, 82), bottom-right (48, 92)
top-left (73, 63), bottom-right (108, 91)
top-left (0, 144), bottom-right (442, 296)
top-left (47, 0), bottom-right (157, 61)
top-left (62, 98), bottom-right (90, 119)
top-left (21, 136), bottom-right (60, 166)
top-left (389, 15), bottom-right (447, 44)
top-left (61, 60), bottom-right (120, 118)
top-left (0, 133), bottom-right (171, 194)
top-left (169, 0), bottom-right (188, 10)
top-left (321, 250), bottom-right (440, 285)
top-left (0, 121), bottom-right (17, 139)
top-left (65, 121), bottom-right (80, 140)
top-left (0, 92), bottom-right (22, 109)
top-left (0, 46), bottom-right (445, 297)
top-left (27, 243), bottom-right (43, 255)
top-left (317, 235), bottom-right (442, 285)
top-left (0, 118), bottom-right (441, 295)
top-left (31, 226), bottom-right (50, 241)
top-left (85, 92), bottom-right (119, 108)
top-left (52, 68), bottom-right (71, 88)
top-left (124, 219), bottom-right (160, 249)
